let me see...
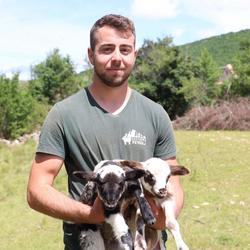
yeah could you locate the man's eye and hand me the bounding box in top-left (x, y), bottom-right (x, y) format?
top-left (101, 47), bottom-right (113, 54)
top-left (120, 47), bottom-right (131, 55)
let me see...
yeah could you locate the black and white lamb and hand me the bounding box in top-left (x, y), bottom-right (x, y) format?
top-left (73, 160), bottom-right (156, 250)
top-left (122, 158), bottom-right (190, 250)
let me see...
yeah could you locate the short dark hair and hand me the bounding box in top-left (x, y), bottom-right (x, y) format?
top-left (90, 14), bottom-right (136, 50)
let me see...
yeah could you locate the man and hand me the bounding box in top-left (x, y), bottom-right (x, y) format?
top-left (27, 14), bottom-right (185, 249)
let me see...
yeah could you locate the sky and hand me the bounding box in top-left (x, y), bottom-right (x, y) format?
top-left (1, 0), bottom-right (250, 80)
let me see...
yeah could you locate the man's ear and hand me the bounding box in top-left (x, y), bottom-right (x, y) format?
top-left (125, 169), bottom-right (146, 180)
top-left (170, 165), bottom-right (190, 176)
top-left (73, 171), bottom-right (96, 181)
top-left (134, 49), bottom-right (138, 58)
top-left (88, 47), bottom-right (94, 65)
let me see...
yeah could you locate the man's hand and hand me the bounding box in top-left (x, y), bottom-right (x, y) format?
top-left (87, 197), bottom-right (105, 224)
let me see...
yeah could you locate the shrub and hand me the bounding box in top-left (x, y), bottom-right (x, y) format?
top-left (173, 98), bottom-right (250, 130)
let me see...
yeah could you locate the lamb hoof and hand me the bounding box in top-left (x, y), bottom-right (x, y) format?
top-left (177, 243), bottom-right (189, 250)
top-left (134, 239), bottom-right (147, 250)
top-left (144, 213), bottom-right (156, 225)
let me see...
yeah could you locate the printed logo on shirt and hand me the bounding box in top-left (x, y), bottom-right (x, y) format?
top-left (122, 129), bottom-right (146, 146)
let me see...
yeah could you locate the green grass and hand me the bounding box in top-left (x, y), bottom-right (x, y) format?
top-left (169, 131), bottom-right (250, 250)
top-left (0, 140), bottom-right (67, 250)
top-left (0, 131), bottom-right (249, 249)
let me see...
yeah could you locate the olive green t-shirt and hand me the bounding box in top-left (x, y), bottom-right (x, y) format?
top-left (37, 88), bottom-right (176, 199)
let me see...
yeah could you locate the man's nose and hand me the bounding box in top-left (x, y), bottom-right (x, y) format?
top-left (111, 48), bottom-right (122, 61)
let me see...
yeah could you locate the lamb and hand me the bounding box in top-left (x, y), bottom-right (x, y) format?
top-left (122, 158), bottom-right (190, 250)
top-left (73, 159), bottom-right (156, 250)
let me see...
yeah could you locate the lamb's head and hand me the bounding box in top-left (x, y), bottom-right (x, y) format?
top-left (141, 158), bottom-right (189, 198)
top-left (73, 161), bottom-right (145, 210)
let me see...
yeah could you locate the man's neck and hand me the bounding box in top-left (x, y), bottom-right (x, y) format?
top-left (88, 82), bottom-right (131, 114)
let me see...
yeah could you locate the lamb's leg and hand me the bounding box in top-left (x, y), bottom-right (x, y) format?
top-left (105, 212), bottom-right (134, 250)
top-left (134, 212), bottom-right (147, 250)
top-left (134, 213), bottom-right (166, 250)
top-left (128, 180), bottom-right (156, 226)
top-left (79, 227), bottom-right (105, 250)
top-left (163, 202), bottom-right (189, 250)
top-left (79, 181), bottom-right (97, 205)
top-left (78, 182), bottom-right (102, 249)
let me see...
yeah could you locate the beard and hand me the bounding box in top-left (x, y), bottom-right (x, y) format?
top-left (94, 67), bottom-right (132, 88)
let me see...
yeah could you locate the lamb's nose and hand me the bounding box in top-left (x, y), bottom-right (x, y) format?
top-left (159, 188), bottom-right (167, 195)
top-left (108, 199), bottom-right (115, 204)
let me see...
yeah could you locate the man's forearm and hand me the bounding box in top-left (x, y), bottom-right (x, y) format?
top-left (27, 184), bottom-right (104, 224)
top-left (170, 175), bottom-right (184, 218)
top-left (166, 157), bottom-right (185, 218)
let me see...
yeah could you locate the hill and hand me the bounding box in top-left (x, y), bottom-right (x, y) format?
top-left (179, 29), bottom-right (250, 66)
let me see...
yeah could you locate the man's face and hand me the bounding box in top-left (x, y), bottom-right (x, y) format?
top-left (88, 26), bottom-right (137, 87)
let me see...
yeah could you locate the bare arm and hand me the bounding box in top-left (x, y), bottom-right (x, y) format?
top-left (166, 157), bottom-right (184, 218)
top-left (27, 153), bottom-right (104, 224)
top-left (147, 157), bottom-right (184, 230)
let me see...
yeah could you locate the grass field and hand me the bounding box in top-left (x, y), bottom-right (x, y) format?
top-left (0, 131), bottom-right (249, 250)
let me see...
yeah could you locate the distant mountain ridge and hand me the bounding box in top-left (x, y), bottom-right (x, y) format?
top-left (179, 29), bottom-right (250, 66)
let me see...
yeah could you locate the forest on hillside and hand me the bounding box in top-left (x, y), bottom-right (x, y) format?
top-left (1, 30), bottom-right (250, 140)
top-left (180, 29), bottom-right (250, 66)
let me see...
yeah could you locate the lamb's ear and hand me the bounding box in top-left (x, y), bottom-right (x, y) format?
top-left (170, 165), bottom-right (189, 176)
top-left (119, 160), bottom-right (144, 170)
top-left (73, 171), bottom-right (96, 181)
top-left (125, 169), bottom-right (146, 180)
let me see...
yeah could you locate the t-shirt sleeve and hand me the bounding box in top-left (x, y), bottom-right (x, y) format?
top-left (36, 104), bottom-right (66, 159)
top-left (154, 106), bottom-right (176, 159)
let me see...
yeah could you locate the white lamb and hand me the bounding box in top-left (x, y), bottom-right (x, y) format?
top-left (122, 158), bottom-right (190, 250)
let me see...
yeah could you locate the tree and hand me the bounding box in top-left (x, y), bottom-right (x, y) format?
top-left (180, 48), bottom-right (221, 106)
top-left (0, 75), bottom-right (37, 139)
top-left (231, 40), bottom-right (250, 97)
top-left (29, 49), bottom-right (83, 104)
top-left (130, 37), bottom-right (191, 119)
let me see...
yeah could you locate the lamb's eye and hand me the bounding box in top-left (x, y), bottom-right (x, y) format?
top-left (117, 180), bottom-right (124, 187)
top-left (118, 180), bottom-right (125, 185)
top-left (144, 174), bottom-right (156, 185)
top-left (96, 178), bottom-right (104, 184)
